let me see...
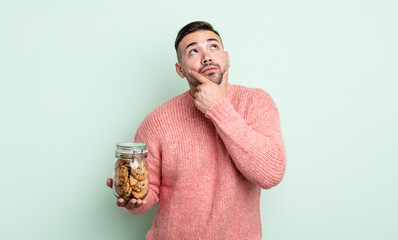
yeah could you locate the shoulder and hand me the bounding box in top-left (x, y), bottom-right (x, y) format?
top-left (134, 91), bottom-right (189, 159)
top-left (229, 84), bottom-right (277, 112)
top-left (146, 91), bottom-right (187, 121)
top-left (136, 91), bottom-right (188, 134)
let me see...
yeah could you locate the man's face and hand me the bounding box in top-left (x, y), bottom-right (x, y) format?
top-left (175, 30), bottom-right (230, 86)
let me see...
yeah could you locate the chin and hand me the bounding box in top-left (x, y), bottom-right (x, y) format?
top-left (208, 73), bottom-right (222, 84)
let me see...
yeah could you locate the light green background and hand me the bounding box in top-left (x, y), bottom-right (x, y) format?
top-left (1, 0), bottom-right (397, 239)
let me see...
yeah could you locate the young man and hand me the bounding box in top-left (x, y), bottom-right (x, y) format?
top-left (107, 21), bottom-right (286, 239)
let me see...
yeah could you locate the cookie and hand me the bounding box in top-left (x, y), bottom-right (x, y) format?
top-left (117, 181), bottom-right (131, 197)
top-left (122, 186), bottom-right (132, 199)
top-left (130, 176), bottom-right (148, 193)
top-left (131, 161), bottom-right (148, 181)
top-left (129, 175), bottom-right (139, 190)
top-left (132, 185), bottom-right (148, 199)
top-left (114, 184), bottom-right (123, 197)
top-left (115, 175), bottom-right (128, 186)
top-left (118, 165), bottom-right (129, 177)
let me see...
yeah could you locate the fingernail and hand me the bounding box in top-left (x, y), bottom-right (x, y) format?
top-left (189, 70), bottom-right (192, 74)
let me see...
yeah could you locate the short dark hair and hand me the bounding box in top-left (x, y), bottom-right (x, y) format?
top-left (174, 21), bottom-right (221, 52)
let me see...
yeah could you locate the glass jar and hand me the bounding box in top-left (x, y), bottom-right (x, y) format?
top-left (113, 142), bottom-right (149, 201)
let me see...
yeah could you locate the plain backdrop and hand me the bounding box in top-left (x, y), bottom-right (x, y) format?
top-left (1, 0), bottom-right (397, 239)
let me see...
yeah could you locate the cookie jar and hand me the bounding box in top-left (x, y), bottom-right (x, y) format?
top-left (113, 142), bottom-right (149, 201)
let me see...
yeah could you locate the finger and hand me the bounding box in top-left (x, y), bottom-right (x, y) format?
top-left (126, 198), bottom-right (137, 209)
top-left (221, 71), bottom-right (229, 87)
top-left (106, 178), bottom-right (113, 188)
top-left (116, 198), bottom-right (126, 207)
top-left (189, 70), bottom-right (211, 84)
top-left (194, 99), bottom-right (200, 108)
top-left (136, 199), bottom-right (143, 205)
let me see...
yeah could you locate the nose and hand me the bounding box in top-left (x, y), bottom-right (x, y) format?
top-left (202, 56), bottom-right (212, 65)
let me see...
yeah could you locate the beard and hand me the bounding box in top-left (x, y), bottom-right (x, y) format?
top-left (186, 64), bottom-right (225, 86)
top-left (204, 70), bottom-right (223, 84)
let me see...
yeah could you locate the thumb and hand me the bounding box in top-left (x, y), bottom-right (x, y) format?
top-left (107, 178), bottom-right (113, 188)
top-left (221, 71), bottom-right (229, 87)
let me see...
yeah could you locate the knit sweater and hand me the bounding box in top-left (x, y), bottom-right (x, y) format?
top-left (125, 83), bottom-right (286, 240)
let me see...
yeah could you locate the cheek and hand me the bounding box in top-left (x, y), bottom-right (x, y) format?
top-left (214, 54), bottom-right (227, 64)
top-left (215, 57), bottom-right (228, 71)
top-left (183, 58), bottom-right (201, 71)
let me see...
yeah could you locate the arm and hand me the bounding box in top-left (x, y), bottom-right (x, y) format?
top-left (122, 122), bottom-right (162, 215)
top-left (205, 90), bottom-right (286, 189)
top-left (187, 70), bottom-right (286, 189)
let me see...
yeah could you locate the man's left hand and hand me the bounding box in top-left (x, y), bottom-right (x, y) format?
top-left (189, 70), bottom-right (229, 114)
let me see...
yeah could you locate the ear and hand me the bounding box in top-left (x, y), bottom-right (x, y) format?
top-left (175, 62), bottom-right (186, 78)
top-left (225, 51), bottom-right (230, 69)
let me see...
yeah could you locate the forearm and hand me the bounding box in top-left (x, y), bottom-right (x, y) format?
top-left (123, 129), bottom-right (161, 214)
top-left (205, 97), bottom-right (286, 189)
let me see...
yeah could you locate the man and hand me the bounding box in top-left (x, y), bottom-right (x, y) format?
top-left (107, 21), bottom-right (286, 239)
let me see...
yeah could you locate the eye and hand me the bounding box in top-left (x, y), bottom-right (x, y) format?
top-left (189, 49), bottom-right (198, 55)
top-left (211, 44), bottom-right (218, 50)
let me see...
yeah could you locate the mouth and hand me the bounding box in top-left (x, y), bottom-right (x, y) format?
top-left (201, 66), bottom-right (218, 74)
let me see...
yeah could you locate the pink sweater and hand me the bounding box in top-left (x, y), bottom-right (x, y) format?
top-left (125, 83), bottom-right (286, 239)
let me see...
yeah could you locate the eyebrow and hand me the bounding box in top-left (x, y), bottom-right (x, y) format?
top-left (185, 38), bottom-right (221, 52)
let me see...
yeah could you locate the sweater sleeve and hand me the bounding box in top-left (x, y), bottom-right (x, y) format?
top-left (122, 120), bottom-right (162, 215)
top-left (205, 90), bottom-right (286, 189)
